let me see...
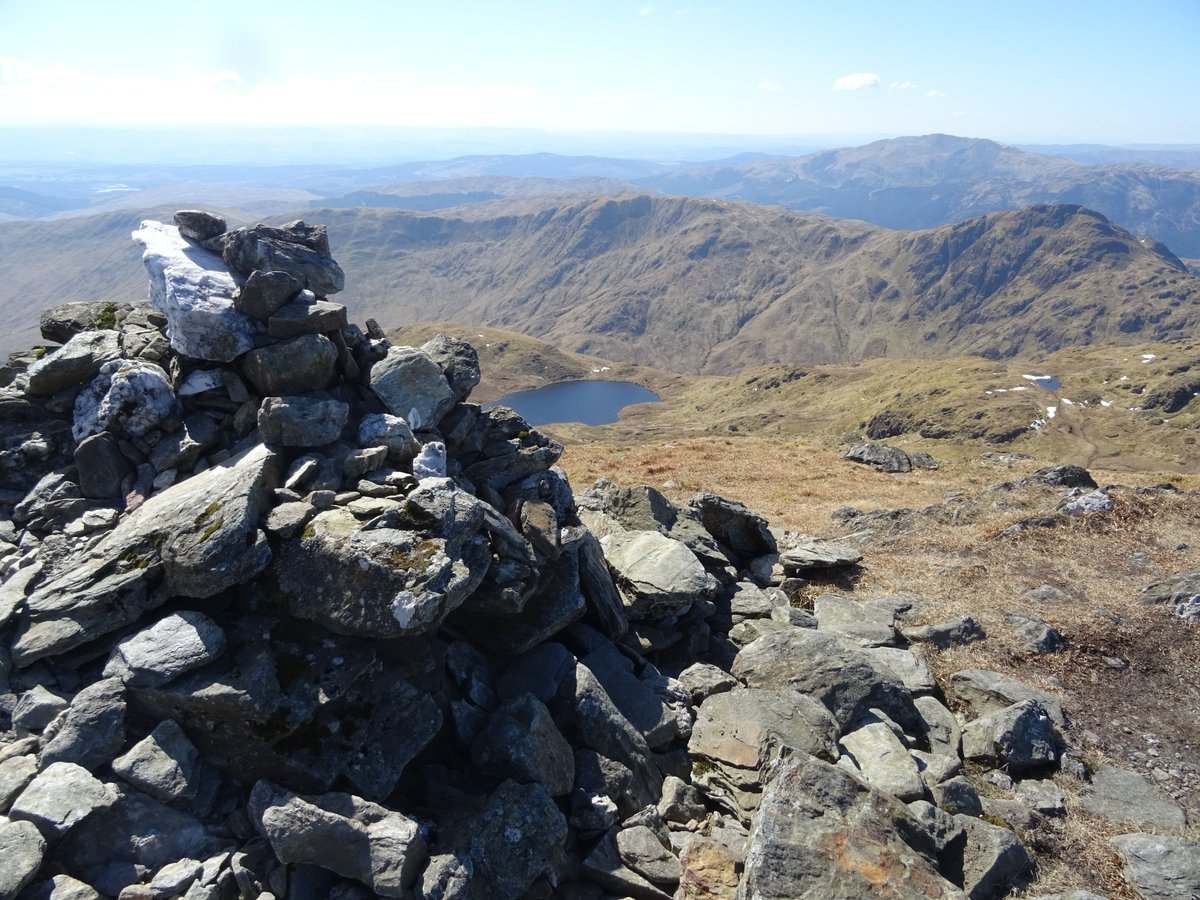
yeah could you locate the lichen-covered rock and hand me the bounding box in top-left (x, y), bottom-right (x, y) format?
top-left (133, 219), bottom-right (256, 361)
top-left (739, 754), bottom-right (964, 899)
top-left (276, 486), bottom-right (490, 637)
top-left (12, 443), bottom-right (278, 664)
top-left (26, 330), bottom-right (123, 397)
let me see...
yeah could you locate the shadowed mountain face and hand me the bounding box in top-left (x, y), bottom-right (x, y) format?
top-left (637, 134), bottom-right (1200, 258)
top-left (2, 194), bottom-right (1196, 372)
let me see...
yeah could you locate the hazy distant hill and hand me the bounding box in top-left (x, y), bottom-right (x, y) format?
top-left (311, 175), bottom-right (644, 212)
top-left (4, 194), bottom-right (1195, 371)
top-left (637, 134), bottom-right (1200, 257)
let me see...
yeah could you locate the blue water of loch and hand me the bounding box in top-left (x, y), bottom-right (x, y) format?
top-left (491, 380), bottom-right (661, 425)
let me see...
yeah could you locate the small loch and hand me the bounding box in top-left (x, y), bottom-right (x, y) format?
top-left (491, 380), bottom-right (661, 426)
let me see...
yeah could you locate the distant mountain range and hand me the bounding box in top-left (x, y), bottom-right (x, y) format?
top-left (636, 135), bottom-right (1200, 258)
top-left (4, 195), bottom-right (1194, 374)
top-left (7, 135), bottom-right (1200, 260)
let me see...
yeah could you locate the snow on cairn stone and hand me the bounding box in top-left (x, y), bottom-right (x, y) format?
top-left (132, 219), bottom-right (256, 362)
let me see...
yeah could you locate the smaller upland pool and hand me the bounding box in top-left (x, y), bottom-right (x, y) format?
top-left (490, 380), bottom-right (661, 425)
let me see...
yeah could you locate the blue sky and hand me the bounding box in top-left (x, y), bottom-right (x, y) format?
top-left (1, 0), bottom-right (1197, 144)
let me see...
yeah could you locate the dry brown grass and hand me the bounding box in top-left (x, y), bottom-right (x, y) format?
top-left (557, 433), bottom-right (1200, 897)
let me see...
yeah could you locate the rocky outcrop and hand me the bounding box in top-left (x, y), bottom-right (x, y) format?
top-left (0, 211), bottom-right (1166, 899)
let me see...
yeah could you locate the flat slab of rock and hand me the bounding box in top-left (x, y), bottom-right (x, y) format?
top-left (12, 443), bottom-right (278, 664)
top-left (1111, 833), bottom-right (1200, 900)
top-left (815, 593), bottom-right (897, 647)
top-left (9, 761), bottom-right (118, 836)
top-left (839, 717), bottom-right (925, 802)
top-left (780, 537), bottom-right (863, 572)
top-left (1079, 766), bottom-right (1187, 830)
top-left (601, 530), bottom-right (711, 619)
top-left (132, 220), bottom-right (256, 362)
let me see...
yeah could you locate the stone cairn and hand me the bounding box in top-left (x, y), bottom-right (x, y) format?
top-left (0, 210), bottom-right (1153, 900)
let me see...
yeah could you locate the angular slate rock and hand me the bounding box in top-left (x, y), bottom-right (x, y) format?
top-left (471, 694), bottom-right (574, 796)
top-left (234, 269), bottom-right (302, 320)
top-left (103, 611), bottom-right (226, 687)
top-left (40, 677), bottom-right (126, 771)
top-left (957, 815), bottom-right (1033, 900)
top-left (739, 754), bottom-right (963, 899)
top-left (223, 221), bottom-right (344, 296)
top-left (250, 781), bottom-right (426, 897)
top-left (960, 700), bottom-right (1061, 775)
top-left (25, 330), bottom-right (123, 398)
top-left (600, 530), bottom-right (711, 619)
top-left (839, 716), bottom-right (925, 802)
top-left (732, 628), bottom-right (919, 731)
top-left (9, 761), bottom-right (117, 836)
top-left (267, 290), bottom-right (348, 338)
top-left (242, 334), bottom-right (338, 396)
top-left (369, 345), bottom-right (456, 428)
top-left (421, 334), bottom-right (481, 404)
top-left (112, 719), bottom-right (203, 805)
top-left (465, 780), bottom-right (567, 900)
top-left (257, 396), bottom-right (349, 447)
top-left (948, 668), bottom-right (1066, 727)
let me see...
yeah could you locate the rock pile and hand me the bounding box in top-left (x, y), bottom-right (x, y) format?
top-left (0, 212), bottom-right (1194, 900)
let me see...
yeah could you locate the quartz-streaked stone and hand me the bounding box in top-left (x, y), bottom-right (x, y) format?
top-left (132, 220), bottom-right (256, 362)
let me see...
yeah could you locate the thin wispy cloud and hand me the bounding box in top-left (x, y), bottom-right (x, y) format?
top-left (832, 72), bottom-right (880, 92)
top-left (0, 56), bottom-right (541, 126)
top-left (756, 81), bottom-right (782, 92)
top-left (639, 5), bottom-right (652, 15)
top-left (888, 81), bottom-right (917, 91)
top-left (926, 89), bottom-right (947, 98)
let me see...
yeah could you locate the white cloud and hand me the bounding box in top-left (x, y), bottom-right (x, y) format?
top-left (756, 81), bottom-right (782, 92)
top-left (832, 72), bottom-right (880, 91)
top-left (926, 89), bottom-right (947, 98)
top-left (952, 110), bottom-right (968, 118)
top-left (888, 81), bottom-right (917, 91)
top-left (639, 5), bottom-right (652, 14)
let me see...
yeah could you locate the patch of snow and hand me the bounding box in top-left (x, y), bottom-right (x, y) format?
top-left (1029, 418), bottom-right (1046, 431)
top-left (1120, 375), bottom-right (1130, 381)
top-left (1046, 406), bottom-right (1057, 419)
top-left (1061, 398), bottom-right (1074, 405)
top-left (1142, 354), bottom-right (1158, 362)
top-left (1023, 374), bottom-right (1054, 383)
top-left (1010, 386), bottom-right (1029, 392)
top-left (1100, 400), bottom-right (1113, 407)
top-left (391, 591), bottom-right (418, 628)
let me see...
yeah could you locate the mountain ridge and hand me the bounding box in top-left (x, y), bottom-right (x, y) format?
top-left (2, 194), bottom-right (1196, 372)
